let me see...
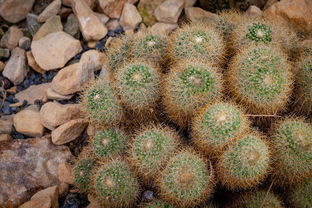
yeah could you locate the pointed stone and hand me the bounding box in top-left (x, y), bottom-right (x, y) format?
top-left (37, 0), bottom-right (62, 22)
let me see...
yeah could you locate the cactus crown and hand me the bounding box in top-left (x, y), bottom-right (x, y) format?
top-left (289, 178), bottom-right (312, 208)
top-left (73, 157), bottom-right (96, 191)
top-left (129, 125), bottom-right (179, 177)
top-left (91, 128), bottom-right (127, 158)
top-left (84, 80), bottom-right (122, 125)
top-left (246, 23), bottom-right (272, 44)
top-left (93, 160), bottom-right (139, 206)
top-left (115, 61), bottom-right (161, 109)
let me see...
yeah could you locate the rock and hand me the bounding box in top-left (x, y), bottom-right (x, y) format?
top-left (51, 62), bottom-right (95, 95)
top-left (33, 15), bottom-right (63, 41)
top-left (106, 19), bottom-right (121, 31)
top-left (95, 12), bottom-right (109, 25)
top-left (0, 136), bottom-right (72, 207)
top-left (0, 26), bottom-right (24, 50)
top-left (0, 61), bottom-right (4, 72)
top-left (80, 50), bottom-right (106, 71)
top-left (137, 0), bottom-right (165, 26)
top-left (0, 117), bottom-right (13, 134)
top-left (51, 119), bottom-right (88, 145)
top-left (87, 40), bottom-right (97, 48)
top-left (31, 31), bottom-right (82, 70)
top-left (185, 7), bottom-right (219, 22)
top-left (264, 0), bottom-right (312, 35)
top-left (264, 0), bottom-right (278, 10)
top-left (71, 0), bottom-right (108, 41)
top-left (0, 48), bottom-right (10, 58)
top-left (99, 65), bottom-right (111, 82)
top-left (27, 13), bottom-right (42, 37)
top-left (31, 186), bottom-right (59, 208)
top-left (150, 22), bottom-right (178, 35)
top-left (46, 88), bottom-right (73, 100)
top-left (0, 0), bottom-right (35, 23)
top-left (19, 37), bottom-right (31, 50)
top-left (0, 134), bottom-right (11, 142)
top-left (120, 3), bottom-right (142, 30)
top-left (62, 0), bottom-right (95, 9)
top-left (26, 51), bottom-right (45, 74)
top-left (58, 183), bottom-right (69, 197)
top-left (40, 102), bottom-right (82, 130)
top-left (2, 47), bottom-right (27, 85)
top-left (246, 5), bottom-right (263, 17)
top-left (184, 0), bottom-right (196, 7)
top-left (15, 83), bottom-right (51, 104)
top-left (57, 163), bottom-right (74, 184)
top-left (64, 14), bottom-right (79, 37)
top-left (37, 0), bottom-right (62, 22)
top-left (155, 0), bottom-right (184, 24)
top-left (19, 198), bottom-right (51, 208)
top-left (98, 0), bottom-right (127, 19)
top-left (13, 105), bottom-right (44, 137)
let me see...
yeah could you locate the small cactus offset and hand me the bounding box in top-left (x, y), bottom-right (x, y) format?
top-left (157, 149), bottom-right (214, 208)
top-left (192, 101), bottom-right (250, 155)
top-left (163, 59), bottom-right (223, 128)
top-left (73, 154), bottom-right (97, 191)
top-left (216, 133), bottom-right (271, 190)
top-left (288, 178), bottom-right (312, 208)
top-left (271, 117), bottom-right (312, 185)
top-left (91, 159), bottom-right (140, 208)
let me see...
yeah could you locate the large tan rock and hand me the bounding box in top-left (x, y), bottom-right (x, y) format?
top-left (150, 22), bottom-right (178, 35)
top-left (13, 106), bottom-right (44, 137)
top-left (37, 0), bottom-right (62, 22)
top-left (19, 198), bottom-right (51, 208)
top-left (185, 7), bottom-right (219, 22)
top-left (98, 0), bottom-right (127, 19)
top-left (0, 0), bottom-right (35, 23)
top-left (264, 0), bottom-right (312, 35)
top-left (51, 119), bottom-right (88, 145)
top-left (15, 83), bottom-right (51, 104)
top-left (2, 47), bottom-right (27, 85)
top-left (154, 0), bottom-right (184, 23)
top-left (71, 0), bottom-right (108, 41)
top-left (80, 50), bottom-right (106, 71)
top-left (0, 136), bottom-right (72, 207)
top-left (31, 186), bottom-right (59, 208)
top-left (40, 102), bottom-right (82, 130)
top-left (31, 31), bottom-right (82, 70)
top-left (26, 51), bottom-right (45, 74)
top-left (120, 3), bottom-right (142, 30)
top-left (46, 88), bottom-right (73, 100)
top-left (0, 26), bottom-right (24, 50)
top-left (33, 15), bottom-right (63, 41)
top-left (57, 163), bottom-right (74, 184)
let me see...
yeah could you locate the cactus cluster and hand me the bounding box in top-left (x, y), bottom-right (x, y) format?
top-left (72, 10), bottom-right (312, 208)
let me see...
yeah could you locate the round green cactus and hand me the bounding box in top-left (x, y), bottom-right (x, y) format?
top-left (92, 159), bottom-right (139, 207)
top-left (91, 127), bottom-right (127, 159)
top-left (163, 59), bottom-right (223, 127)
top-left (141, 200), bottom-right (175, 208)
top-left (168, 22), bottom-right (225, 65)
top-left (217, 133), bottom-right (271, 190)
top-left (114, 60), bottom-right (161, 111)
top-left (246, 23), bottom-right (272, 44)
top-left (128, 125), bottom-right (180, 179)
top-left (271, 117), bottom-right (312, 185)
top-left (83, 80), bottom-right (123, 125)
top-left (157, 149), bottom-right (214, 207)
top-left (73, 156), bottom-right (96, 191)
top-left (227, 44), bottom-right (293, 115)
top-left (294, 55), bottom-right (312, 114)
top-left (288, 178), bottom-right (312, 208)
top-left (230, 190), bottom-right (284, 208)
top-left (192, 101), bottom-right (250, 155)
top-left (132, 32), bottom-right (168, 65)
top-left (214, 10), bottom-right (246, 38)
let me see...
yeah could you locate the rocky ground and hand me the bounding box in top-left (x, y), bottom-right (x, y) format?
top-left (0, 0), bottom-right (311, 207)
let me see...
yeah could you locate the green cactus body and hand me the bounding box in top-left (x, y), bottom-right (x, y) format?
top-left (246, 23), bottom-right (272, 44)
top-left (129, 125), bottom-right (180, 179)
top-left (84, 80), bottom-right (123, 125)
top-left (115, 61), bottom-right (161, 111)
top-left (228, 45), bottom-right (292, 115)
top-left (142, 200), bottom-right (175, 208)
top-left (158, 149), bottom-right (214, 207)
top-left (169, 23), bottom-right (225, 65)
top-left (215, 11), bottom-right (245, 39)
top-left (192, 102), bottom-right (249, 155)
top-left (132, 33), bottom-right (167, 65)
top-left (93, 159), bottom-right (139, 207)
top-left (272, 118), bottom-right (312, 185)
top-left (231, 190), bottom-right (284, 208)
top-left (295, 55), bottom-right (312, 114)
top-left (164, 59), bottom-right (223, 127)
top-left (107, 36), bottom-right (132, 70)
top-left (73, 157), bottom-right (96, 191)
top-left (91, 128), bottom-right (127, 159)
top-left (288, 178), bottom-right (312, 208)
top-left (217, 133), bottom-right (271, 189)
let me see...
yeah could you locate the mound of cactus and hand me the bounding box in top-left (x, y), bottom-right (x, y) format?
top-left (72, 11), bottom-right (312, 208)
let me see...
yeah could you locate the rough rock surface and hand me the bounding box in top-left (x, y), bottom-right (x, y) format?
top-left (33, 15), bottom-right (63, 41)
top-left (37, 0), bottom-right (62, 22)
top-left (46, 88), bottom-right (73, 100)
top-left (31, 31), bottom-right (82, 70)
top-left (150, 22), bottom-right (178, 35)
top-left (0, 26), bottom-right (24, 50)
top-left (98, 0), bottom-right (127, 19)
top-left (137, 0), bottom-right (165, 26)
top-left (0, 136), bottom-right (72, 207)
top-left (26, 51), bottom-right (45, 74)
top-left (185, 7), bottom-right (219, 22)
top-left (154, 0), bottom-right (184, 24)
top-left (0, 0), bottom-right (35, 23)
top-left (15, 83), bottom-right (51, 104)
top-left (120, 3), bottom-right (142, 30)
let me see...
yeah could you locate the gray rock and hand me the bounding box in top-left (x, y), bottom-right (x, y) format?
top-left (0, 136), bottom-right (72, 207)
top-left (64, 13), bottom-right (79, 36)
top-left (27, 13), bottom-right (42, 37)
top-left (0, 48), bottom-right (10, 58)
top-left (19, 37), bottom-right (31, 50)
top-left (0, 0), bottom-right (35, 23)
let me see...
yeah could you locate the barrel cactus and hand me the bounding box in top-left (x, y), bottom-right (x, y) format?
top-left (271, 117), bottom-right (312, 185)
top-left (192, 101), bottom-right (250, 155)
top-left (163, 59), bottom-right (223, 128)
top-left (288, 178), bottom-right (312, 208)
top-left (216, 133), bottom-right (271, 190)
top-left (73, 154), bottom-right (96, 191)
top-left (157, 149), bottom-right (214, 207)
